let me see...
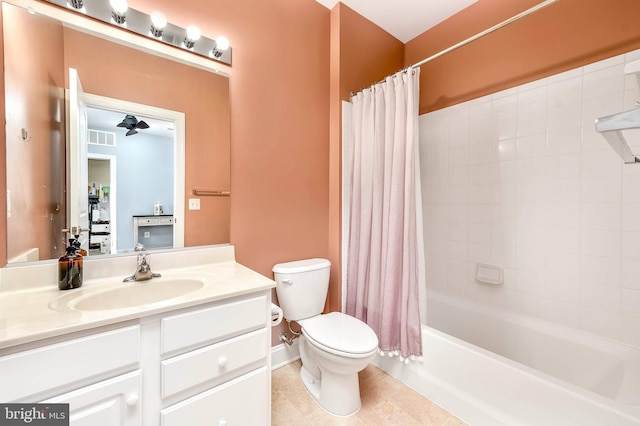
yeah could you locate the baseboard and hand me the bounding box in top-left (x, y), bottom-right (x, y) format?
top-left (271, 339), bottom-right (300, 370)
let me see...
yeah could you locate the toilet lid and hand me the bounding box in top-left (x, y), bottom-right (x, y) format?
top-left (300, 312), bottom-right (378, 355)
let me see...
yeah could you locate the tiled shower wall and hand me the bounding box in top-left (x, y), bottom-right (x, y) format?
top-left (421, 49), bottom-right (640, 348)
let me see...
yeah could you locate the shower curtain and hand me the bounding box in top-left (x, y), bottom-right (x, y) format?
top-left (346, 68), bottom-right (423, 360)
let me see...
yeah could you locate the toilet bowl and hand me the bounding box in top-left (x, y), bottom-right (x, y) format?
top-left (273, 259), bottom-right (379, 416)
top-left (298, 312), bottom-right (378, 416)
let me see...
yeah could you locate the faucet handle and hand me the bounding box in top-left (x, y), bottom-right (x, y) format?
top-left (137, 252), bottom-right (149, 265)
top-left (138, 252), bottom-right (156, 274)
top-left (124, 251), bottom-right (157, 282)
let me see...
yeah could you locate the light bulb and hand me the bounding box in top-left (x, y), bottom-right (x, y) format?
top-left (109, 0), bottom-right (128, 24)
top-left (184, 25), bottom-right (201, 49)
top-left (215, 36), bottom-right (229, 51)
top-left (151, 12), bottom-right (167, 29)
top-left (211, 36), bottom-right (230, 59)
top-left (150, 11), bottom-right (167, 37)
top-left (186, 25), bottom-right (201, 41)
top-left (109, 0), bottom-right (128, 14)
top-left (68, 0), bottom-right (84, 10)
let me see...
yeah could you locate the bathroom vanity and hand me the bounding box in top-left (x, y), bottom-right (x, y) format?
top-left (0, 245), bottom-right (274, 426)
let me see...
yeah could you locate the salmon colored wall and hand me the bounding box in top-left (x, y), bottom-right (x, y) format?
top-left (62, 28), bottom-right (231, 248)
top-left (127, 0), bottom-right (331, 345)
top-left (406, 0), bottom-right (640, 114)
top-left (327, 3), bottom-right (404, 314)
top-left (338, 4), bottom-right (404, 100)
top-left (328, 7), bottom-right (342, 315)
top-left (4, 6), bottom-right (66, 262)
top-left (125, 0), bottom-right (330, 264)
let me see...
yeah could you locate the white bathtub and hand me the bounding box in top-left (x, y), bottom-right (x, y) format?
top-left (374, 292), bottom-right (640, 426)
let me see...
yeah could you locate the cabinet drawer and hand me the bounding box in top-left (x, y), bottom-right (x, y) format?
top-left (158, 217), bottom-right (174, 225)
top-left (161, 295), bottom-right (267, 354)
top-left (161, 328), bottom-right (268, 399)
top-left (0, 325), bottom-right (139, 402)
top-left (139, 218), bottom-right (159, 225)
top-left (90, 234), bottom-right (110, 244)
top-left (92, 224), bottom-right (110, 233)
top-left (161, 367), bottom-right (269, 426)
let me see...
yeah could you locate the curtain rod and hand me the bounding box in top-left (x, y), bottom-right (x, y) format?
top-left (351, 0), bottom-right (558, 96)
top-left (411, 0), bottom-right (558, 68)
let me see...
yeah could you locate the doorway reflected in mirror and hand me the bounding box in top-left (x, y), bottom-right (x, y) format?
top-left (87, 106), bottom-right (177, 256)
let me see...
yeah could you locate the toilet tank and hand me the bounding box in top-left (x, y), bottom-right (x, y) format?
top-left (273, 258), bottom-right (331, 321)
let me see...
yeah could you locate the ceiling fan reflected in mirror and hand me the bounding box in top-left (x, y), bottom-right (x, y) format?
top-left (117, 114), bottom-right (149, 136)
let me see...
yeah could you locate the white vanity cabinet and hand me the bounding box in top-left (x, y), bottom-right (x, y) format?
top-left (0, 290), bottom-right (272, 426)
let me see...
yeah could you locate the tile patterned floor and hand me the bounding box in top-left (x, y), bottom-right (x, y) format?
top-left (272, 360), bottom-right (467, 425)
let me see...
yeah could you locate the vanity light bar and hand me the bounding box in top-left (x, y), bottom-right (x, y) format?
top-left (43, 0), bottom-right (232, 65)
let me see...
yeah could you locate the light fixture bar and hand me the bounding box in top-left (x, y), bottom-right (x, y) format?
top-left (44, 0), bottom-right (231, 65)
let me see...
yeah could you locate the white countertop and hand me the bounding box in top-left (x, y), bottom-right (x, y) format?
top-left (0, 245), bottom-right (275, 349)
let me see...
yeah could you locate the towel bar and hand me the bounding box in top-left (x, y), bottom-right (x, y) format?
top-left (191, 189), bottom-right (230, 196)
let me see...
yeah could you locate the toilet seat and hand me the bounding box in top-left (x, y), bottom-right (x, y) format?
top-left (299, 312), bottom-right (378, 358)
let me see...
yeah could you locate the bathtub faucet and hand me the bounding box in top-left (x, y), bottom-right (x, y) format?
top-left (123, 252), bottom-right (161, 282)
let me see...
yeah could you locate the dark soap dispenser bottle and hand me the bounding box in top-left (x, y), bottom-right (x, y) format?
top-left (58, 238), bottom-right (83, 290)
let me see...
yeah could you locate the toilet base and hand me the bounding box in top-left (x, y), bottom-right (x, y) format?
top-left (300, 363), bottom-right (362, 417)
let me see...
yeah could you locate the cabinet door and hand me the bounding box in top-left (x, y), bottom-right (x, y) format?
top-left (0, 325), bottom-right (139, 402)
top-left (43, 370), bottom-right (142, 426)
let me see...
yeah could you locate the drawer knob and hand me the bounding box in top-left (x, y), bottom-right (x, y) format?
top-left (126, 393), bottom-right (139, 407)
top-left (218, 356), bottom-right (228, 368)
top-left (218, 419), bottom-right (227, 426)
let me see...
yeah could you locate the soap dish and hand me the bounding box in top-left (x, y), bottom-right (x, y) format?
top-left (475, 263), bottom-right (503, 285)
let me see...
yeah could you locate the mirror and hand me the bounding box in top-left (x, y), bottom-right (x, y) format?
top-left (3, 1), bottom-right (231, 265)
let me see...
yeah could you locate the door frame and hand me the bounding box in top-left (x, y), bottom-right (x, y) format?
top-left (88, 153), bottom-right (117, 254)
top-left (81, 93), bottom-right (186, 250)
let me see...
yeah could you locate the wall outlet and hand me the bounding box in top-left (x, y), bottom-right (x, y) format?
top-left (189, 198), bottom-right (201, 210)
top-left (144, 231), bottom-right (150, 238)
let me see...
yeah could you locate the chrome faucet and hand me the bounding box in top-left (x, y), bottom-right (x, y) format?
top-left (123, 252), bottom-right (161, 282)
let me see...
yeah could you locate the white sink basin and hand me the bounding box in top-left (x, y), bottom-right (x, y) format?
top-left (50, 277), bottom-right (207, 312)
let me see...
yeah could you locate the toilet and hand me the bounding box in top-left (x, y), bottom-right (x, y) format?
top-left (273, 258), bottom-right (378, 416)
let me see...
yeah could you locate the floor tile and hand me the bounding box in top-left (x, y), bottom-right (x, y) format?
top-left (271, 360), bottom-right (467, 425)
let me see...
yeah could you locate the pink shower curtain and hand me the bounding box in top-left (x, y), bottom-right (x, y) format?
top-left (346, 68), bottom-right (423, 360)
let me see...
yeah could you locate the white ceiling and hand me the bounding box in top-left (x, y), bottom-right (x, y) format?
top-left (314, 0), bottom-right (478, 43)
